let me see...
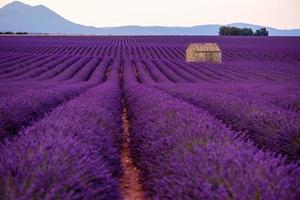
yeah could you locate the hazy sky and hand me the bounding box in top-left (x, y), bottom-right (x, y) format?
top-left (1, 0), bottom-right (300, 29)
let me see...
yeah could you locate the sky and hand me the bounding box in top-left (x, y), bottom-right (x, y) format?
top-left (0, 0), bottom-right (300, 29)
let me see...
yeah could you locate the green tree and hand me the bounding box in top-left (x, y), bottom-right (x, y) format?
top-left (255, 27), bottom-right (269, 36)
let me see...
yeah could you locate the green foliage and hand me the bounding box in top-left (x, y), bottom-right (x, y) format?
top-left (254, 28), bottom-right (269, 36)
top-left (4, 31), bottom-right (13, 34)
top-left (219, 26), bottom-right (268, 36)
top-left (16, 32), bottom-right (28, 35)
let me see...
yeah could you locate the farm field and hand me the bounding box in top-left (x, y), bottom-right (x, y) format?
top-left (0, 35), bottom-right (300, 199)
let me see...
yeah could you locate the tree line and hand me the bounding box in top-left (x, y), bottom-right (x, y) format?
top-left (219, 26), bottom-right (269, 36)
top-left (0, 32), bottom-right (28, 35)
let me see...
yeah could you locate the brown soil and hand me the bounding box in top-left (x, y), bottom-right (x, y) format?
top-left (120, 100), bottom-right (146, 200)
top-left (105, 64), bottom-right (112, 80)
top-left (132, 64), bottom-right (139, 81)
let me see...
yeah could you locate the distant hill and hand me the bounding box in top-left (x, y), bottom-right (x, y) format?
top-left (1, 1), bottom-right (299, 36)
top-left (0, 1), bottom-right (98, 34)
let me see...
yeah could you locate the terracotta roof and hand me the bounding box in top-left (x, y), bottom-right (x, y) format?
top-left (187, 43), bottom-right (221, 52)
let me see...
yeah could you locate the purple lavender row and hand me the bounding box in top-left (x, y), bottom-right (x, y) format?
top-left (224, 61), bottom-right (300, 81)
top-left (133, 59), bottom-right (156, 84)
top-left (0, 83), bottom-right (90, 141)
top-left (0, 54), bottom-right (39, 69)
top-left (0, 54), bottom-right (26, 66)
top-left (47, 56), bottom-right (110, 84)
top-left (182, 82), bottom-right (300, 112)
top-left (31, 56), bottom-right (82, 81)
top-left (0, 56), bottom-right (112, 140)
top-left (0, 81), bottom-right (123, 199)
top-left (0, 55), bottom-right (49, 77)
top-left (122, 76), bottom-right (300, 199)
top-left (11, 55), bottom-right (72, 81)
top-left (64, 57), bottom-right (101, 83)
top-left (157, 83), bottom-right (300, 160)
top-left (0, 54), bottom-right (45, 74)
top-left (1, 54), bottom-right (107, 83)
top-left (161, 60), bottom-right (203, 83)
top-left (66, 56), bottom-right (112, 84)
top-left (0, 80), bottom-right (63, 97)
top-left (143, 59), bottom-right (171, 83)
top-left (155, 59), bottom-right (190, 82)
top-left (48, 56), bottom-right (91, 82)
top-left (88, 57), bottom-right (112, 84)
top-left (0, 83), bottom-right (59, 99)
top-left (0, 55), bottom-right (59, 79)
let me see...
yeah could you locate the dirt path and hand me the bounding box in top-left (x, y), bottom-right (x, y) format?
top-left (120, 99), bottom-right (146, 200)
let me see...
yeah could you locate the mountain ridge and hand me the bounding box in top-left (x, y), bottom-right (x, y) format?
top-left (1, 1), bottom-right (299, 36)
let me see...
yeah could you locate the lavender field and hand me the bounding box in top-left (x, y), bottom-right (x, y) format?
top-left (0, 36), bottom-right (300, 200)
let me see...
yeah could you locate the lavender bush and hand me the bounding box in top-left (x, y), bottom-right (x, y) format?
top-left (0, 35), bottom-right (299, 199)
